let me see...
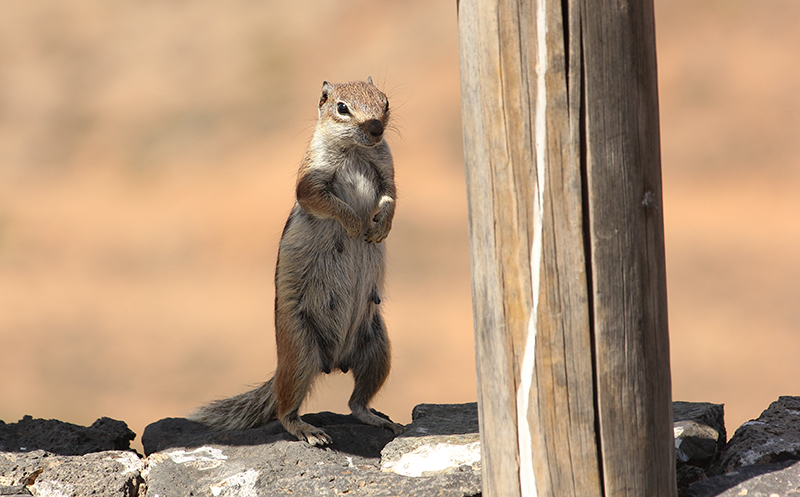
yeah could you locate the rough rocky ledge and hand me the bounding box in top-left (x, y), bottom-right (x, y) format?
top-left (1, 404), bottom-right (480, 497)
top-left (2, 398), bottom-right (800, 496)
top-left (143, 403), bottom-right (480, 496)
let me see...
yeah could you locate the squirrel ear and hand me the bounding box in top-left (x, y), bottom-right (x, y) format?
top-left (367, 76), bottom-right (374, 85)
top-left (319, 81), bottom-right (333, 108)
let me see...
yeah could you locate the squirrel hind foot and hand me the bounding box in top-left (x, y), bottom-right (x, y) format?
top-left (350, 406), bottom-right (404, 435)
top-left (297, 423), bottom-right (333, 446)
top-left (281, 413), bottom-right (333, 446)
top-left (302, 427), bottom-right (333, 446)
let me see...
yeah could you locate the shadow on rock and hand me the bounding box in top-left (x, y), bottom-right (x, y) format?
top-left (143, 403), bottom-right (481, 459)
top-left (142, 410), bottom-right (398, 457)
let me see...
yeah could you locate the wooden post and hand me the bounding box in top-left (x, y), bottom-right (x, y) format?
top-left (457, 0), bottom-right (676, 496)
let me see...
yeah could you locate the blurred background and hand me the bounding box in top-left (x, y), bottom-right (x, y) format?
top-left (0, 0), bottom-right (798, 454)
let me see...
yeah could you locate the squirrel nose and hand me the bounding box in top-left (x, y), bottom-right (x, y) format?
top-left (364, 119), bottom-right (384, 138)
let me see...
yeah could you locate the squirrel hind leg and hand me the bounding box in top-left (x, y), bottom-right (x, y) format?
top-left (350, 404), bottom-right (404, 436)
top-left (347, 313), bottom-right (404, 436)
top-left (273, 340), bottom-right (330, 444)
top-left (280, 410), bottom-right (332, 446)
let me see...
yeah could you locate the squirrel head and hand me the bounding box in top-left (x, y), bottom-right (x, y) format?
top-left (317, 79), bottom-right (390, 148)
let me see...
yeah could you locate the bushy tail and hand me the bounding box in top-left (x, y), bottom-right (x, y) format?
top-left (188, 377), bottom-right (278, 430)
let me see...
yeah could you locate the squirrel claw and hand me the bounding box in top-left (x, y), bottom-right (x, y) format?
top-left (302, 429), bottom-right (333, 446)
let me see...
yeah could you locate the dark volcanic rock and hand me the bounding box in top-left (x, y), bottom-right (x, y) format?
top-left (0, 416), bottom-right (136, 456)
top-left (711, 396), bottom-right (800, 475)
top-left (674, 420), bottom-right (721, 466)
top-left (0, 417), bottom-right (142, 496)
top-left (676, 464), bottom-right (707, 495)
top-left (684, 460), bottom-right (800, 497)
top-left (404, 403), bottom-right (480, 437)
top-left (673, 401), bottom-right (726, 453)
top-left (673, 401), bottom-right (727, 495)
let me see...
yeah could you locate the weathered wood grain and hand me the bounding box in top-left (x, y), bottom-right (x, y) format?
top-left (581, 0), bottom-right (675, 494)
top-left (458, 1), bottom-right (526, 493)
top-left (457, 0), bottom-right (675, 495)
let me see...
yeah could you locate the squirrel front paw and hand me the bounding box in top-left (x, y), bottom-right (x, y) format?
top-left (365, 196), bottom-right (394, 244)
top-left (365, 217), bottom-right (392, 243)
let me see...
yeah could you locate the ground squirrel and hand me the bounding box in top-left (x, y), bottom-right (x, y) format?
top-left (189, 78), bottom-right (403, 445)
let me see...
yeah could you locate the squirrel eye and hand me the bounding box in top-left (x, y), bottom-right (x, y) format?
top-left (337, 102), bottom-right (350, 115)
top-left (384, 100), bottom-right (390, 112)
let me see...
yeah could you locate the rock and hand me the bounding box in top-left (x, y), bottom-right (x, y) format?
top-left (0, 416), bottom-right (142, 496)
top-left (143, 404), bottom-right (481, 496)
top-left (403, 403), bottom-right (480, 437)
top-left (672, 401), bottom-right (727, 495)
top-left (674, 420), bottom-right (721, 466)
top-left (142, 411), bottom-right (396, 457)
top-left (0, 485), bottom-right (31, 496)
top-left (711, 396), bottom-right (800, 475)
top-left (381, 402), bottom-right (480, 477)
top-left (381, 435), bottom-right (481, 477)
top-left (673, 402), bottom-right (727, 454)
top-left (0, 450), bottom-right (144, 497)
top-left (683, 460), bottom-right (800, 497)
top-left (146, 439), bottom-right (480, 496)
top-left (676, 465), bottom-right (707, 496)
top-left (12, 397), bottom-right (800, 496)
top-left (0, 416), bottom-right (136, 456)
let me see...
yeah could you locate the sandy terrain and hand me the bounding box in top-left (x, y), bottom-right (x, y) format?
top-left (1, 0), bottom-right (798, 454)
